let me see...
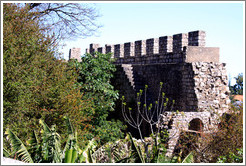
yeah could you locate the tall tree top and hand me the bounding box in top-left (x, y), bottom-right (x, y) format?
top-left (25, 3), bottom-right (101, 41)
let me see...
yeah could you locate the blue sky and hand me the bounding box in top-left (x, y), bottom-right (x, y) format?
top-left (61, 2), bottom-right (245, 84)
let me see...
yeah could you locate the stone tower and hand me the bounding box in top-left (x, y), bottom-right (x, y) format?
top-left (69, 47), bottom-right (81, 62)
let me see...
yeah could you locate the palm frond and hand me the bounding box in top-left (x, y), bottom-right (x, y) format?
top-left (3, 148), bottom-right (10, 157)
top-left (26, 130), bottom-right (39, 146)
top-left (182, 151), bottom-right (194, 163)
top-left (64, 116), bottom-right (74, 135)
top-left (80, 138), bottom-right (97, 163)
top-left (26, 130), bottom-right (42, 163)
top-left (63, 132), bottom-right (79, 163)
top-left (5, 129), bottom-right (33, 163)
top-left (63, 134), bottom-right (76, 153)
top-left (63, 116), bottom-right (77, 155)
top-left (39, 120), bottom-right (62, 163)
top-left (39, 119), bottom-right (51, 133)
top-left (64, 148), bottom-right (78, 163)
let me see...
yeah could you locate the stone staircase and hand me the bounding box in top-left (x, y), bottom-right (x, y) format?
top-left (121, 64), bottom-right (135, 89)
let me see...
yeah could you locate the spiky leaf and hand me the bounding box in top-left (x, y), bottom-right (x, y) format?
top-left (39, 120), bottom-right (62, 163)
top-left (128, 133), bottom-right (145, 163)
top-left (5, 129), bottom-right (33, 163)
top-left (64, 116), bottom-right (74, 135)
top-left (80, 138), bottom-right (97, 163)
top-left (182, 151), bottom-right (194, 163)
top-left (64, 149), bottom-right (73, 163)
top-left (3, 148), bottom-right (10, 157)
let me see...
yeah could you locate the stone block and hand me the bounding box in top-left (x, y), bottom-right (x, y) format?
top-left (188, 30), bottom-right (206, 46)
top-left (124, 42), bottom-right (135, 57)
top-left (146, 38), bottom-right (159, 55)
top-left (185, 46), bottom-right (220, 63)
top-left (135, 40), bottom-right (146, 56)
top-left (173, 33), bottom-right (188, 52)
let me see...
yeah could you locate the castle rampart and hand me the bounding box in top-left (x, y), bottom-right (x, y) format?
top-left (81, 30), bottom-right (219, 65)
top-left (83, 30), bottom-right (205, 57)
top-left (81, 30), bottom-right (228, 114)
top-left (70, 30), bottom-right (230, 157)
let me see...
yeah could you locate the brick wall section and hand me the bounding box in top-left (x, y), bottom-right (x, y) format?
top-left (111, 46), bottom-right (219, 64)
top-left (159, 36), bottom-right (173, 54)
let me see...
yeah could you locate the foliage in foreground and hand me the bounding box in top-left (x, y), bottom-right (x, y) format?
top-left (5, 104), bottom-right (242, 163)
top-left (4, 3), bottom-right (124, 149)
top-left (3, 3), bottom-right (95, 148)
top-left (217, 148), bottom-right (243, 163)
top-left (4, 117), bottom-right (97, 163)
top-left (4, 117), bottom-right (193, 163)
top-left (90, 132), bottom-right (194, 163)
top-left (68, 52), bottom-right (125, 145)
top-left (213, 104), bottom-right (243, 163)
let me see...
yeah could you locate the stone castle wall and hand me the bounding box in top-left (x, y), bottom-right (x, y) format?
top-left (112, 62), bottom-right (229, 114)
top-left (69, 30), bottom-right (230, 157)
top-left (78, 30), bottom-right (230, 115)
top-left (82, 30), bottom-right (219, 64)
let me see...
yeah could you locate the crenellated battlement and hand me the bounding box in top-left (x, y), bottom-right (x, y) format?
top-left (83, 30), bottom-right (219, 64)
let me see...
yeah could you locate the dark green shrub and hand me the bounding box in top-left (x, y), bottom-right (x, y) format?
top-left (68, 52), bottom-right (125, 145)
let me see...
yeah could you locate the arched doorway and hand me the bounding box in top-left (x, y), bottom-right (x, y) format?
top-left (173, 118), bottom-right (204, 160)
top-left (189, 118), bottom-right (204, 132)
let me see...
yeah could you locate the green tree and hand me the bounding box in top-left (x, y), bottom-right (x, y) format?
top-left (68, 52), bottom-right (125, 145)
top-left (229, 73), bottom-right (243, 95)
top-left (3, 3), bottom-right (93, 148)
top-left (233, 73), bottom-right (243, 95)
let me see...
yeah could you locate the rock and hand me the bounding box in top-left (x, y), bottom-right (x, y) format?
top-left (221, 93), bottom-right (226, 99)
top-left (213, 100), bottom-right (219, 104)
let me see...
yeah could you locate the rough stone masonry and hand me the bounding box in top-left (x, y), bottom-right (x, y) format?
top-left (69, 30), bottom-right (230, 157)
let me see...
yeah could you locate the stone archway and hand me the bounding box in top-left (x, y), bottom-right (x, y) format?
top-left (188, 118), bottom-right (204, 132)
top-left (172, 118), bottom-right (204, 159)
top-left (164, 112), bottom-right (212, 157)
